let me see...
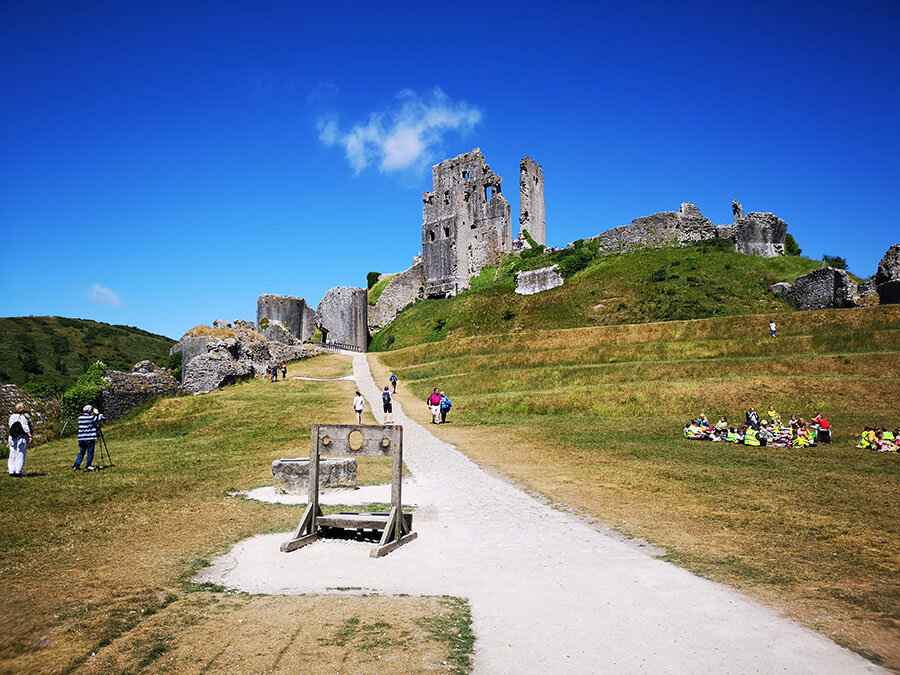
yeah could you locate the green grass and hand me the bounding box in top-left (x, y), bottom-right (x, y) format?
top-left (0, 316), bottom-right (175, 388)
top-left (370, 240), bottom-right (826, 351)
top-left (379, 304), bottom-right (900, 667)
top-left (368, 273), bottom-right (399, 306)
top-left (417, 597), bottom-right (475, 675)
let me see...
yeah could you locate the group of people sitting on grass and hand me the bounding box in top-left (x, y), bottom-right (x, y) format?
top-left (856, 427), bottom-right (899, 452)
top-left (683, 406), bottom-right (830, 448)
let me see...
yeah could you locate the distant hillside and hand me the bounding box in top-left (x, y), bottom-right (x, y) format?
top-left (370, 239), bottom-right (827, 351)
top-left (0, 317), bottom-right (176, 388)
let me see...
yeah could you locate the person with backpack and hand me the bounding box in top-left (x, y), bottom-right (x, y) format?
top-left (270, 364), bottom-right (278, 382)
top-left (389, 373), bottom-right (398, 393)
top-left (440, 391), bottom-right (452, 424)
top-left (7, 402), bottom-right (32, 478)
top-left (382, 386), bottom-right (394, 425)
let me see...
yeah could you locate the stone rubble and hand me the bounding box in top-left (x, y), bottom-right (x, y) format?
top-left (515, 265), bottom-right (564, 295)
top-left (772, 267), bottom-right (856, 311)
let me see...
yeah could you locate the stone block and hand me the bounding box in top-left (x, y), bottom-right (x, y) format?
top-left (516, 265), bottom-right (564, 295)
top-left (262, 318), bottom-right (294, 344)
top-left (257, 294), bottom-right (315, 343)
top-left (272, 457), bottom-right (358, 494)
top-left (782, 267), bottom-right (855, 311)
top-left (733, 212), bottom-right (787, 258)
top-left (877, 279), bottom-right (900, 305)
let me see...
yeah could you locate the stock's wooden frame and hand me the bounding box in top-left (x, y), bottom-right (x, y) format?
top-left (280, 424), bottom-right (417, 558)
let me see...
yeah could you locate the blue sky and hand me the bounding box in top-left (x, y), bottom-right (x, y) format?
top-left (2, 0), bottom-right (898, 339)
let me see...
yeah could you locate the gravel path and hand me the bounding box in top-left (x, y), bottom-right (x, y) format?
top-left (200, 353), bottom-right (881, 674)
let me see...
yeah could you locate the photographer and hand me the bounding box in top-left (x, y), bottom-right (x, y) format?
top-left (7, 402), bottom-right (32, 478)
top-left (73, 405), bottom-right (105, 471)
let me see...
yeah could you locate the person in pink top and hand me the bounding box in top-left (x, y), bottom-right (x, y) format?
top-left (427, 388), bottom-right (442, 424)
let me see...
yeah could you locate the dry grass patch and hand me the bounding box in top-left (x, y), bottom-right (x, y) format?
top-left (373, 305), bottom-right (900, 669)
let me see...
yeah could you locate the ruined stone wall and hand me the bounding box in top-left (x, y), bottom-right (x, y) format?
top-left (101, 363), bottom-right (182, 422)
top-left (875, 244), bottom-right (900, 304)
top-left (179, 335), bottom-right (211, 370)
top-left (775, 267), bottom-right (856, 311)
top-left (257, 294), bottom-right (315, 343)
top-left (515, 265), bottom-right (563, 296)
top-left (422, 148), bottom-right (511, 298)
top-left (519, 157), bottom-right (546, 245)
top-left (584, 202), bottom-right (721, 254)
top-left (733, 211), bottom-right (787, 257)
top-left (317, 287), bottom-right (369, 351)
top-left (368, 261), bottom-right (425, 335)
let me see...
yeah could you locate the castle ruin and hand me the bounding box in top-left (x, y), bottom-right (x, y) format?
top-left (423, 149), bottom-right (533, 298)
top-left (519, 157), bottom-right (546, 245)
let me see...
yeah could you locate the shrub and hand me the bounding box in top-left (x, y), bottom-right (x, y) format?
top-left (258, 317), bottom-right (269, 330)
top-left (785, 233), bottom-right (802, 256)
top-left (61, 361), bottom-right (106, 418)
top-left (822, 254), bottom-right (847, 269)
top-left (502, 309), bottom-right (516, 321)
top-left (648, 265), bottom-right (668, 282)
top-left (22, 381), bottom-right (63, 399)
top-left (367, 272), bottom-right (381, 289)
top-left (554, 249), bottom-right (594, 278)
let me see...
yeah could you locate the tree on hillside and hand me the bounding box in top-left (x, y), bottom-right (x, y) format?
top-left (784, 233), bottom-right (802, 256)
top-left (822, 254), bottom-right (847, 269)
top-left (367, 271), bottom-right (381, 289)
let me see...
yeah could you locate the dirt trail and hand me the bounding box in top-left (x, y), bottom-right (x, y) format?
top-left (200, 353), bottom-right (882, 674)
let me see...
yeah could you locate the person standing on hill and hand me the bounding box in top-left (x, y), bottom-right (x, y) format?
top-left (440, 391), bottom-right (452, 424)
top-left (7, 402), bottom-right (32, 478)
top-left (427, 388), bottom-right (442, 424)
top-left (281, 363), bottom-right (287, 379)
top-left (353, 391), bottom-right (366, 425)
top-left (74, 405), bottom-right (104, 471)
top-left (769, 320), bottom-right (777, 338)
top-left (389, 373), bottom-right (398, 393)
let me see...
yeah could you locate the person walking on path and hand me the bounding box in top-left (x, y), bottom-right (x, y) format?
top-left (439, 391), bottom-right (452, 424)
top-left (270, 364), bottom-right (278, 382)
top-left (353, 391), bottom-right (366, 425)
top-left (769, 320), bottom-right (777, 338)
top-left (389, 373), bottom-right (398, 393)
top-left (382, 386), bottom-right (394, 425)
top-left (74, 405), bottom-right (104, 471)
top-left (427, 388), bottom-right (442, 424)
top-left (281, 363), bottom-right (287, 380)
top-left (7, 402), bottom-right (32, 477)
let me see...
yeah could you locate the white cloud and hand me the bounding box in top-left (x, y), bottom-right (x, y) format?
top-left (318, 87), bottom-right (483, 174)
top-left (86, 283), bottom-right (122, 308)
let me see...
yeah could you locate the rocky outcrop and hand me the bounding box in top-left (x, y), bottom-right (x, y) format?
top-left (733, 212), bottom-right (787, 257)
top-left (101, 362), bottom-right (182, 422)
top-left (272, 457), bottom-right (358, 494)
top-left (233, 319), bottom-right (256, 331)
top-left (516, 265), bottom-right (564, 295)
top-left (182, 351), bottom-right (255, 395)
top-left (213, 320), bottom-right (231, 329)
top-left (262, 319), bottom-right (294, 344)
top-left (0, 384), bottom-right (58, 446)
top-left (774, 267), bottom-right (856, 311)
top-left (317, 287), bottom-right (368, 351)
top-left (875, 244), bottom-right (900, 304)
top-left (368, 260), bottom-right (425, 335)
top-left (257, 294), bottom-right (316, 343)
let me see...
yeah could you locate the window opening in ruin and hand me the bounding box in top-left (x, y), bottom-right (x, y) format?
top-left (463, 191), bottom-right (469, 202)
top-left (485, 185), bottom-right (493, 201)
top-left (429, 230), bottom-right (436, 243)
top-left (443, 191), bottom-right (450, 206)
top-left (534, 176), bottom-right (539, 184)
top-left (463, 171), bottom-right (469, 179)
top-left (443, 226), bottom-right (450, 238)
top-left (470, 223), bottom-right (477, 229)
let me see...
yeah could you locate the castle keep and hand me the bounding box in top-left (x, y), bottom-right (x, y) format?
top-left (423, 148), bottom-right (545, 298)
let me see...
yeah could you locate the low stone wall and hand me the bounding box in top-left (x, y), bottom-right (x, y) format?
top-left (272, 457), bottom-right (358, 494)
top-left (368, 261), bottom-right (425, 334)
top-left (101, 363), bottom-right (182, 422)
top-left (515, 265), bottom-right (564, 295)
top-left (0, 384), bottom-right (58, 447)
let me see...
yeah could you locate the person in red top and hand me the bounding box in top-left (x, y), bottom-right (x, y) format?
top-left (812, 410), bottom-right (831, 444)
top-left (427, 388), bottom-right (442, 424)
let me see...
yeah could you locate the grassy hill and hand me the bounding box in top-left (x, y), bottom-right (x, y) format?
top-left (0, 316), bottom-right (176, 388)
top-left (374, 304), bottom-right (900, 667)
top-left (371, 240), bottom-right (828, 351)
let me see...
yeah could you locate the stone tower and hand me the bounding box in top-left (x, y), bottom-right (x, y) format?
top-left (316, 287), bottom-right (369, 352)
top-left (519, 157), bottom-right (546, 245)
top-left (422, 148), bottom-right (511, 298)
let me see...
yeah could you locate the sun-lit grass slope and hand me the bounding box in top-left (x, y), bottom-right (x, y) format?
top-left (368, 273), bottom-right (399, 306)
top-left (0, 316), bottom-right (175, 388)
top-left (377, 304), bottom-right (900, 667)
top-left (371, 240), bottom-right (826, 351)
top-left (0, 354), bottom-right (466, 673)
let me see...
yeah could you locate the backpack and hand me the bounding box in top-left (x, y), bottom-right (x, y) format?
top-left (441, 397), bottom-right (452, 409)
top-left (9, 419), bottom-right (25, 437)
top-left (382, 391), bottom-right (391, 402)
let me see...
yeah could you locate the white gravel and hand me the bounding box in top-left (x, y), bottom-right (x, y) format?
top-left (199, 353), bottom-right (882, 674)
top-left (239, 481), bottom-right (427, 507)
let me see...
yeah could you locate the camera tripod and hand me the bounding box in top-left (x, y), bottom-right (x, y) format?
top-left (94, 425), bottom-right (113, 469)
